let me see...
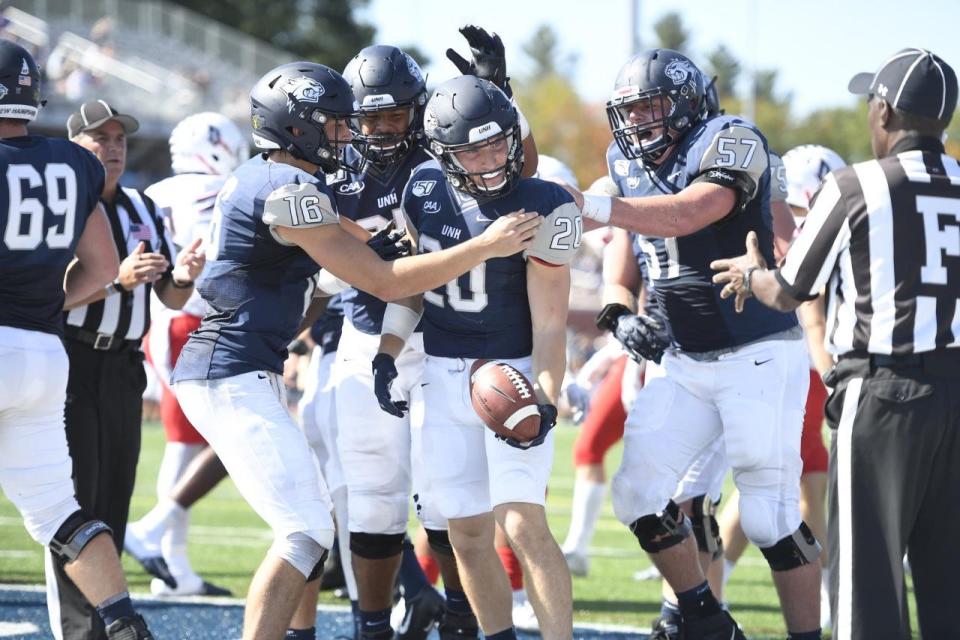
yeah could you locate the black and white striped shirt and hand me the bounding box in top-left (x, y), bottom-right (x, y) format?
top-left (65, 186), bottom-right (175, 341)
top-left (777, 136), bottom-right (960, 356)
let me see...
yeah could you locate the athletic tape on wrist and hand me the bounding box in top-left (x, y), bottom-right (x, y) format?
top-left (381, 303), bottom-right (421, 342)
top-left (316, 269), bottom-right (349, 295)
top-left (582, 194), bottom-right (612, 224)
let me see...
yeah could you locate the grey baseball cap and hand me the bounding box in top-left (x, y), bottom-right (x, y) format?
top-left (66, 99), bottom-right (139, 138)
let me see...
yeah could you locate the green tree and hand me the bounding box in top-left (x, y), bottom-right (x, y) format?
top-left (705, 45), bottom-right (740, 100)
top-left (653, 12), bottom-right (689, 53)
top-left (522, 24), bottom-right (577, 79)
top-left (169, 0), bottom-right (374, 71)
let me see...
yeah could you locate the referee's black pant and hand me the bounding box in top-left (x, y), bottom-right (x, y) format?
top-left (46, 339), bottom-right (146, 640)
top-left (825, 350), bottom-right (960, 640)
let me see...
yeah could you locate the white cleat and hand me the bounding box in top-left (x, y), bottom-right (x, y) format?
top-left (563, 551), bottom-right (590, 577)
top-left (633, 564), bottom-right (662, 581)
top-left (150, 573), bottom-right (231, 597)
top-left (512, 592), bottom-right (539, 632)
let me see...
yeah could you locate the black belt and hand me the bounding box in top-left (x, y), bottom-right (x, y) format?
top-left (64, 326), bottom-right (141, 352)
top-left (839, 350), bottom-right (960, 377)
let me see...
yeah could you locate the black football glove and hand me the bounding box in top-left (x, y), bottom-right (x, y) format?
top-left (367, 222), bottom-right (411, 262)
top-left (497, 404), bottom-right (557, 449)
top-left (372, 353), bottom-right (407, 417)
top-left (445, 24), bottom-right (512, 97)
top-left (596, 303), bottom-right (671, 364)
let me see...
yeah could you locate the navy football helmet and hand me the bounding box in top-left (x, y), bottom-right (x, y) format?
top-left (249, 62), bottom-right (358, 174)
top-left (423, 75), bottom-right (523, 198)
top-left (606, 49), bottom-right (705, 164)
top-left (343, 45), bottom-right (427, 167)
top-left (0, 40), bottom-right (42, 121)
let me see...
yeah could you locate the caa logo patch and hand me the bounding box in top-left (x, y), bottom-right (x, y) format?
top-left (422, 200), bottom-right (440, 213)
top-left (626, 176), bottom-right (642, 189)
top-left (614, 159), bottom-right (630, 176)
top-left (337, 181), bottom-right (365, 195)
top-left (411, 180), bottom-right (436, 197)
top-left (664, 58), bottom-right (695, 86)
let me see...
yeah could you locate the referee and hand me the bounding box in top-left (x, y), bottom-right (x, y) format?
top-left (711, 48), bottom-right (959, 640)
top-left (47, 100), bottom-right (206, 640)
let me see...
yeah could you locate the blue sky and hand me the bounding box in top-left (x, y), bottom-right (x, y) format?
top-left (359, 0), bottom-right (960, 118)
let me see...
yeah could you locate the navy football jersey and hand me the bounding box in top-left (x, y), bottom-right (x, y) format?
top-left (327, 145), bottom-right (432, 334)
top-left (402, 160), bottom-right (581, 359)
top-left (172, 156), bottom-right (335, 381)
top-left (606, 114), bottom-right (797, 352)
top-left (0, 135), bottom-right (105, 336)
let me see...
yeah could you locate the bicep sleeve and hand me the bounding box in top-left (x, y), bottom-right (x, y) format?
top-left (776, 174), bottom-right (849, 300)
top-left (262, 182), bottom-right (338, 246)
top-left (693, 125), bottom-right (769, 200)
top-left (523, 202), bottom-right (582, 266)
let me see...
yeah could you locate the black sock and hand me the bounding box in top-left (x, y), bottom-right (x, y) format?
top-left (485, 629), bottom-right (517, 640)
top-left (351, 600), bottom-right (361, 638)
top-left (675, 580), bottom-right (722, 622)
top-left (445, 588), bottom-right (472, 616)
top-left (95, 592), bottom-right (137, 627)
top-left (358, 607), bottom-right (392, 638)
top-left (398, 540), bottom-right (428, 600)
top-left (285, 627), bottom-right (316, 639)
top-left (660, 599), bottom-right (682, 625)
top-left (787, 630), bottom-right (822, 640)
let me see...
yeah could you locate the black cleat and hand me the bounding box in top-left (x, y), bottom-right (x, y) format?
top-left (137, 556), bottom-right (177, 589)
top-left (649, 615), bottom-right (681, 640)
top-left (397, 587), bottom-right (444, 640)
top-left (104, 614), bottom-right (154, 639)
top-left (438, 610), bottom-right (480, 639)
top-left (684, 610), bottom-right (746, 640)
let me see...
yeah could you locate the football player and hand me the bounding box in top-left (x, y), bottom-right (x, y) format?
top-left (325, 30), bottom-right (538, 640)
top-left (125, 111), bottom-right (248, 597)
top-left (375, 75), bottom-right (579, 640)
top-left (170, 62), bottom-right (540, 640)
top-left (567, 50), bottom-right (822, 640)
top-left (0, 40), bottom-right (153, 638)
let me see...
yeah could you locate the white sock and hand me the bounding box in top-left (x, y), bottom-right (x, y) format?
top-left (820, 565), bottom-right (831, 596)
top-left (722, 558), bottom-right (736, 591)
top-left (512, 588), bottom-right (527, 605)
top-left (161, 506), bottom-right (192, 578)
top-left (155, 442), bottom-right (204, 500)
top-left (133, 497), bottom-right (186, 548)
top-left (562, 479), bottom-right (606, 556)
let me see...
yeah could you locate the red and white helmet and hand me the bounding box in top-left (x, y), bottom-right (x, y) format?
top-left (781, 144), bottom-right (846, 210)
top-left (169, 112), bottom-right (249, 176)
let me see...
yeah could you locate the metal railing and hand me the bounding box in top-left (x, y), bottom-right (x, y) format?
top-left (13, 0), bottom-right (289, 77)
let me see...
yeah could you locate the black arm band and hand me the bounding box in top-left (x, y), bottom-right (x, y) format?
top-left (690, 169), bottom-right (756, 225)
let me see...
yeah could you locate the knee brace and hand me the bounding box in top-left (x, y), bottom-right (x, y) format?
top-left (628, 500), bottom-right (692, 554)
top-left (48, 511), bottom-right (112, 564)
top-left (759, 522), bottom-right (821, 572)
top-left (689, 495), bottom-right (723, 560)
top-left (425, 528), bottom-right (454, 557)
top-left (349, 531), bottom-right (405, 560)
top-left (270, 531), bottom-right (328, 580)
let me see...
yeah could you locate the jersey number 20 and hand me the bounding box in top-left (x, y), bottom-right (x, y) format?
top-left (4, 164), bottom-right (78, 251)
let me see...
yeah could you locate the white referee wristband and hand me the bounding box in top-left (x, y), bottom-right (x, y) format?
top-left (315, 269), bottom-right (349, 296)
top-left (381, 303), bottom-right (421, 342)
top-left (582, 194), bottom-right (612, 224)
top-left (511, 97), bottom-right (530, 140)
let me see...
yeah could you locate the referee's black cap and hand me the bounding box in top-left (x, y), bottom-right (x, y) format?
top-left (849, 48), bottom-right (957, 120)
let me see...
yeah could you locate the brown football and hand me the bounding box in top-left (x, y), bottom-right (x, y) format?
top-left (469, 360), bottom-right (541, 442)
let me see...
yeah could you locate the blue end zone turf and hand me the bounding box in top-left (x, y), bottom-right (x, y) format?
top-left (0, 585), bottom-right (648, 639)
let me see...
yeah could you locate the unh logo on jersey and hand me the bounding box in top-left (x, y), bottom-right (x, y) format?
top-left (284, 77), bottom-right (325, 110)
top-left (411, 180), bottom-right (436, 197)
top-left (664, 59), bottom-right (695, 86)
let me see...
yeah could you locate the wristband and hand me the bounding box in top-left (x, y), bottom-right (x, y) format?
top-left (743, 266), bottom-right (762, 296)
top-left (171, 277), bottom-right (193, 289)
top-left (381, 303), bottom-right (421, 342)
top-left (288, 338), bottom-right (309, 356)
top-left (104, 281), bottom-right (121, 296)
top-left (316, 269), bottom-right (350, 295)
top-left (582, 194), bottom-right (612, 224)
top-left (511, 98), bottom-right (531, 140)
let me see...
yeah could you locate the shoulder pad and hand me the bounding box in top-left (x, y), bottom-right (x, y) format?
top-left (697, 123), bottom-right (768, 197)
top-left (524, 200), bottom-right (581, 266)
top-left (768, 152), bottom-right (788, 202)
top-left (262, 182), bottom-right (338, 245)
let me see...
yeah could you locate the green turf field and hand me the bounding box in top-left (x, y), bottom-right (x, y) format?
top-left (0, 420), bottom-right (913, 638)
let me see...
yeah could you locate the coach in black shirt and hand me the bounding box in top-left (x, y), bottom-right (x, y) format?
top-left (47, 100), bottom-right (205, 640)
top-left (712, 49), bottom-right (959, 640)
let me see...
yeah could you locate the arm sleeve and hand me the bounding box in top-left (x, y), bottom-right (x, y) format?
top-left (776, 174), bottom-right (850, 301)
top-left (523, 202), bottom-right (582, 266)
top-left (262, 182), bottom-right (338, 246)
